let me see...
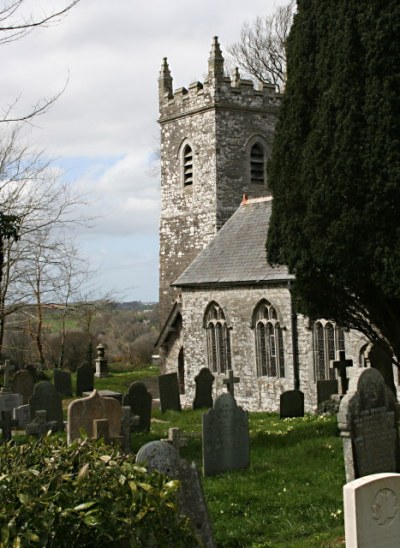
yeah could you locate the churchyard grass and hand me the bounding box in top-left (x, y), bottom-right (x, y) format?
top-left (131, 410), bottom-right (345, 547)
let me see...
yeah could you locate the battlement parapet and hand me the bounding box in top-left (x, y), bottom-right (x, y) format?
top-left (158, 37), bottom-right (281, 122)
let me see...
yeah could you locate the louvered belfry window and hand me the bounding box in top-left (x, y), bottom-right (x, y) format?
top-left (254, 300), bottom-right (285, 378)
top-left (250, 143), bottom-right (265, 184)
top-left (205, 303), bottom-right (231, 374)
top-left (313, 321), bottom-right (346, 380)
top-left (183, 144), bottom-right (193, 186)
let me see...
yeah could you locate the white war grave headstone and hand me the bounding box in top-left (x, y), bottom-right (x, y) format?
top-left (344, 473), bottom-right (400, 548)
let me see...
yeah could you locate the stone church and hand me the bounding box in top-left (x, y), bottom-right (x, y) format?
top-left (155, 37), bottom-right (397, 412)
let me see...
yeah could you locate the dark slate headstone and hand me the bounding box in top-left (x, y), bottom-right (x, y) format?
top-left (12, 370), bottom-right (34, 405)
top-left (316, 379), bottom-right (339, 406)
top-left (29, 381), bottom-right (64, 432)
top-left (122, 381), bottom-right (152, 433)
top-left (136, 441), bottom-right (215, 548)
top-left (76, 362), bottom-right (94, 396)
top-left (280, 389), bottom-right (304, 419)
top-left (193, 368), bottom-right (214, 409)
top-left (202, 393), bottom-right (249, 476)
top-left (337, 368), bottom-right (400, 483)
top-left (158, 372), bottom-right (181, 413)
top-left (54, 369), bottom-right (72, 397)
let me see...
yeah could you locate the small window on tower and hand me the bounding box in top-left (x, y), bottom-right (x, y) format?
top-left (250, 143), bottom-right (265, 184)
top-left (183, 144), bottom-right (193, 186)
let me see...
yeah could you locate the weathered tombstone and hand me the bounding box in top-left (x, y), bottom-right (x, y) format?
top-left (193, 368), bottom-right (214, 409)
top-left (136, 441), bottom-right (215, 548)
top-left (29, 381), bottom-right (64, 432)
top-left (93, 418), bottom-right (110, 442)
top-left (54, 369), bottom-right (73, 397)
top-left (280, 389), bottom-right (304, 419)
top-left (122, 381), bottom-right (152, 432)
top-left (13, 404), bottom-right (31, 429)
top-left (0, 410), bottom-right (12, 442)
top-left (331, 350), bottom-right (353, 396)
top-left (94, 343), bottom-right (108, 378)
top-left (67, 389), bottom-right (122, 445)
top-left (158, 372), bottom-right (181, 413)
top-left (337, 368), bottom-right (399, 483)
top-left (12, 370), bottom-right (34, 405)
top-left (25, 410), bottom-right (58, 437)
top-left (222, 369), bottom-right (240, 398)
top-left (76, 362), bottom-right (94, 396)
top-left (0, 392), bottom-right (23, 415)
top-left (162, 427), bottom-right (188, 454)
top-left (202, 393), bottom-right (249, 476)
top-left (121, 406), bottom-right (132, 453)
top-left (343, 472), bottom-right (400, 548)
top-left (1, 360), bottom-right (15, 392)
top-left (316, 379), bottom-right (339, 406)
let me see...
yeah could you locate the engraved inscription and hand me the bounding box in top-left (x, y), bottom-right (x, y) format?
top-left (372, 488), bottom-right (398, 527)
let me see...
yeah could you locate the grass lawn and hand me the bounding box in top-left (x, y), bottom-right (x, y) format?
top-left (53, 364), bottom-right (345, 547)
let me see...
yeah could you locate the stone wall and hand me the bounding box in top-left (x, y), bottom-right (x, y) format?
top-left (165, 285), bottom-right (367, 413)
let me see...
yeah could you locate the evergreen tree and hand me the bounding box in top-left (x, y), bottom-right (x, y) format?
top-left (267, 1), bottom-right (400, 365)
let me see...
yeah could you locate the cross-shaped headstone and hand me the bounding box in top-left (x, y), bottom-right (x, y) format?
top-left (163, 427), bottom-right (188, 454)
top-left (330, 350), bottom-right (353, 396)
top-left (223, 369), bottom-right (240, 398)
top-left (1, 360), bottom-right (14, 393)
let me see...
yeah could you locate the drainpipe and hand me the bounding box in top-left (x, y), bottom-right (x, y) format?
top-left (288, 281), bottom-right (300, 390)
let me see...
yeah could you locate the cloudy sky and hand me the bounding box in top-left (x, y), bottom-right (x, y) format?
top-left (2, 0), bottom-right (287, 303)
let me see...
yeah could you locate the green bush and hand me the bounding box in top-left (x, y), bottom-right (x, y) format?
top-left (0, 435), bottom-right (199, 547)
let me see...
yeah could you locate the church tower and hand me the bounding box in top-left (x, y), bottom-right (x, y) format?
top-left (158, 37), bottom-right (280, 326)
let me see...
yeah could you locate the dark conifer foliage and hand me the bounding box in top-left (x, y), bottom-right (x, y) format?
top-left (267, 1), bottom-right (400, 361)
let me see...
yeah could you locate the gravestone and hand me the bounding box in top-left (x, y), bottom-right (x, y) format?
top-left (344, 473), bottom-right (400, 547)
top-left (158, 372), bottom-right (181, 413)
top-left (29, 381), bottom-right (64, 432)
top-left (12, 370), bottom-right (34, 404)
top-left (0, 392), bottom-right (23, 414)
top-left (76, 362), bottom-right (94, 396)
top-left (25, 410), bottom-right (58, 437)
top-left (280, 389), bottom-right (304, 419)
top-left (94, 343), bottom-right (108, 378)
top-left (337, 368), bottom-right (399, 483)
top-left (316, 379), bottom-right (339, 406)
top-left (331, 350), bottom-right (353, 396)
top-left (162, 427), bottom-right (188, 454)
top-left (136, 441), bottom-right (215, 548)
top-left (67, 389), bottom-right (122, 445)
top-left (54, 369), bottom-right (73, 397)
top-left (202, 393), bottom-right (249, 476)
top-left (13, 404), bottom-right (31, 428)
top-left (222, 369), bottom-right (240, 398)
top-left (122, 381), bottom-right (152, 432)
top-left (0, 410), bottom-right (12, 442)
top-left (1, 360), bottom-right (15, 392)
top-left (193, 368), bottom-right (214, 409)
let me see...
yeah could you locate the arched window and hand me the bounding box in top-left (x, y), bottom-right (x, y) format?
top-left (253, 300), bottom-right (285, 378)
top-left (182, 144), bottom-right (193, 186)
top-left (313, 321), bottom-right (346, 380)
top-left (250, 142), bottom-right (265, 184)
top-left (205, 302), bottom-right (231, 374)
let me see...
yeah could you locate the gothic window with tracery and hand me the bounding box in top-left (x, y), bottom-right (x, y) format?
top-left (313, 321), bottom-right (346, 380)
top-left (253, 300), bottom-right (285, 378)
top-left (250, 142), bottom-right (265, 184)
top-left (205, 302), bottom-right (231, 374)
top-left (182, 144), bottom-right (193, 186)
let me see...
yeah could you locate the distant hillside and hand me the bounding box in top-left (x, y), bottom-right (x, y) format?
top-left (112, 301), bottom-right (158, 311)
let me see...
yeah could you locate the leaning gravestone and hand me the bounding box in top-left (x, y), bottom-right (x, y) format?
top-left (76, 362), bottom-right (94, 396)
top-left (136, 441), bottom-right (215, 548)
top-left (280, 389), bottom-right (304, 419)
top-left (193, 368), bottom-right (214, 409)
top-left (12, 370), bottom-right (34, 405)
top-left (337, 368), bottom-right (399, 483)
top-left (54, 369), bottom-right (73, 397)
top-left (202, 393), bottom-right (249, 476)
top-left (67, 389), bottom-right (122, 444)
top-left (158, 372), bottom-right (181, 413)
top-left (343, 472), bottom-right (400, 547)
top-left (29, 381), bottom-right (64, 432)
top-left (122, 381), bottom-right (152, 433)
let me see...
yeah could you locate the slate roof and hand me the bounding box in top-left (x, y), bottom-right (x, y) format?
top-left (173, 197), bottom-right (294, 287)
